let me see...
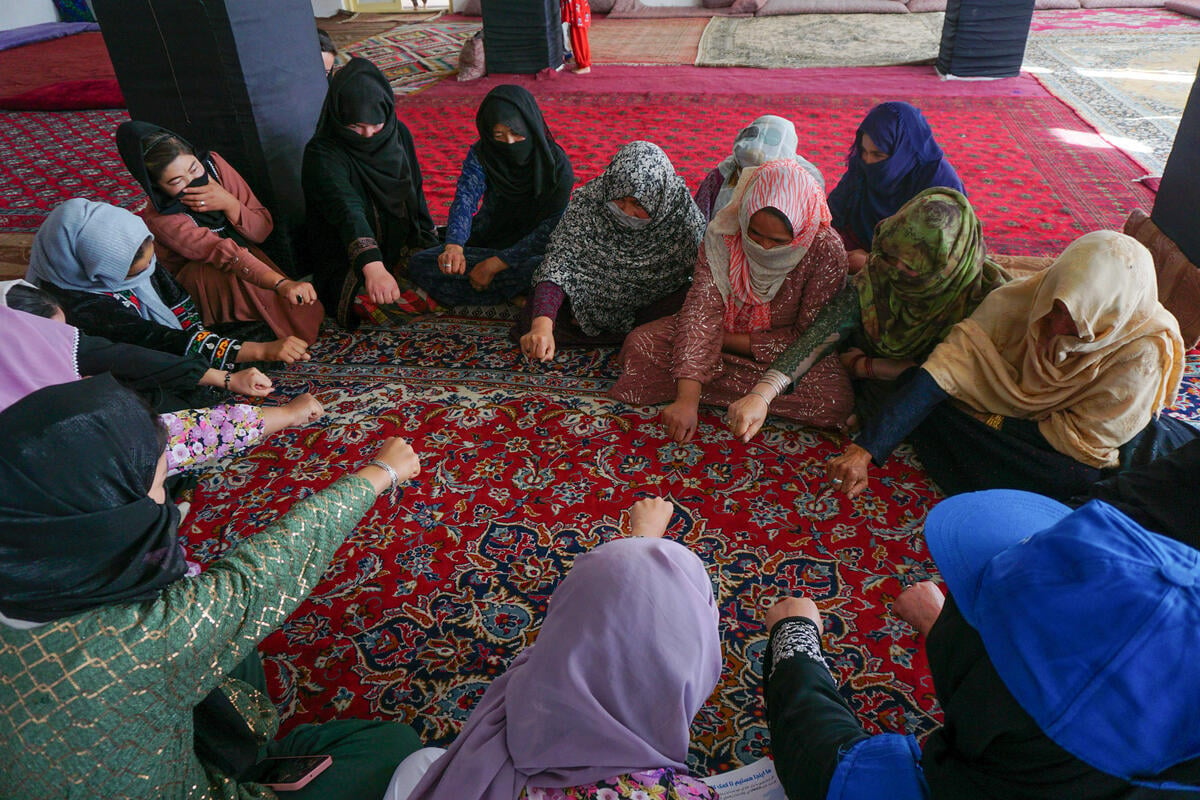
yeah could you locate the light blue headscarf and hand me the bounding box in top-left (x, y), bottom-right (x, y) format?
top-left (26, 199), bottom-right (181, 330)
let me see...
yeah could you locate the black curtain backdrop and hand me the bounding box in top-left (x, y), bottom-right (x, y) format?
top-left (92, 0), bottom-right (328, 275)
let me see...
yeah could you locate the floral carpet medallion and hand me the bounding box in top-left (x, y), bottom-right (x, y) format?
top-left (181, 316), bottom-right (1199, 776)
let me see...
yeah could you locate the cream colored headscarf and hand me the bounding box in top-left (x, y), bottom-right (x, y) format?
top-left (923, 230), bottom-right (1183, 468)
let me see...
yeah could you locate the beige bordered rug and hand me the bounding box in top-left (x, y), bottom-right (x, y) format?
top-left (696, 12), bottom-right (944, 68)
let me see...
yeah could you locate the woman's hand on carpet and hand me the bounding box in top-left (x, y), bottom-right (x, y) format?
top-left (274, 278), bottom-right (318, 306)
top-left (663, 398), bottom-right (699, 444)
top-left (521, 316), bottom-right (556, 362)
top-left (256, 336), bottom-right (311, 364)
top-left (726, 384), bottom-right (774, 442)
top-left (629, 496), bottom-right (673, 538)
top-left (228, 367), bottom-right (273, 397)
top-left (469, 256), bottom-right (506, 291)
top-left (283, 392), bottom-right (324, 427)
top-left (764, 596), bottom-right (822, 634)
top-left (825, 443), bottom-right (872, 498)
top-left (894, 581), bottom-right (945, 638)
top-left (363, 261), bottom-right (402, 305)
top-left (370, 437), bottom-right (422, 485)
top-left (439, 244), bottom-right (467, 275)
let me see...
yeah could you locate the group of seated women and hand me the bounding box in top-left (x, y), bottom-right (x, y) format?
top-left (3, 377), bottom-right (1196, 799)
top-left (4, 52), bottom-right (1198, 799)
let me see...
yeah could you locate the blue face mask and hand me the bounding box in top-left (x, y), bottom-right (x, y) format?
top-left (605, 200), bottom-right (653, 230)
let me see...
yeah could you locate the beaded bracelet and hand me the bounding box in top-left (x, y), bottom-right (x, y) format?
top-left (223, 371), bottom-right (232, 391)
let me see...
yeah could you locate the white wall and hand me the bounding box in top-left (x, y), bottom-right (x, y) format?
top-left (312, 0), bottom-right (344, 16)
top-left (0, 0), bottom-right (60, 31)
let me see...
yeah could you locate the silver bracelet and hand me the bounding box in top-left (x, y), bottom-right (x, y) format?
top-left (760, 370), bottom-right (791, 396)
top-left (749, 389), bottom-right (774, 406)
top-left (367, 459), bottom-right (400, 494)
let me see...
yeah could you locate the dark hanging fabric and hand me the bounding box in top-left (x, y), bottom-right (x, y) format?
top-left (0, 373), bottom-right (186, 623)
top-left (306, 57), bottom-right (419, 223)
top-left (116, 120), bottom-right (249, 247)
top-left (936, 0), bottom-right (1035, 79)
top-left (472, 84), bottom-right (574, 242)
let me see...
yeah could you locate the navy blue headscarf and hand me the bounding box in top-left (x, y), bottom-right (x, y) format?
top-left (827, 102), bottom-right (965, 250)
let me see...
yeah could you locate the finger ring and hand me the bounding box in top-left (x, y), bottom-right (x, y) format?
top-left (199, 201), bottom-right (205, 206)
top-left (832, 478), bottom-right (843, 484)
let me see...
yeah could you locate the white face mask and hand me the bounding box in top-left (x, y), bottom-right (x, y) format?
top-left (741, 235), bottom-right (800, 271)
top-left (605, 200), bottom-right (653, 230)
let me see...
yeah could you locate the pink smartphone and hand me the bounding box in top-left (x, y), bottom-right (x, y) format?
top-left (252, 755), bottom-right (333, 791)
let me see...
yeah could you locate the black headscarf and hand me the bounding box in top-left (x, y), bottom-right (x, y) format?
top-left (0, 373), bottom-right (186, 623)
top-left (308, 57), bottom-right (419, 222)
top-left (473, 85), bottom-right (573, 227)
top-left (115, 120), bottom-right (248, 246)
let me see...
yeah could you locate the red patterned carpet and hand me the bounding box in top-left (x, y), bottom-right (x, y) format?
top-left (182, 318), bottom-right (1200, 775)
top-left (188, 317), bottom-right (942, 773)
top-left (0, 89), bottom-right (1156, 257)
top-left (403, 90), bottom-right (1154, 257)
top-left (0, 67), bottom-right (1193, 776)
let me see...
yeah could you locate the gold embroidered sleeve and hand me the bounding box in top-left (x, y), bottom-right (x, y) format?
top-left (152, 476), bottom-right (378, 705)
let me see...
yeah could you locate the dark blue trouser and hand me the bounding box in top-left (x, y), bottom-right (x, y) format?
top-left (408, 244), bottom-right (541, 307)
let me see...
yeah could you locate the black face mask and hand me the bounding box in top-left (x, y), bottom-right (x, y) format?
top-left (175, 171), bottom-right (209, 200)
top-left (501, 137), bottom-right (534, 165)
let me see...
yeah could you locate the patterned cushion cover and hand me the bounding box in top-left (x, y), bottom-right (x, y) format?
top-left (1125, 209), bottom-right (1200, 348)
top-left (757, 0), bottom-right (908, 14)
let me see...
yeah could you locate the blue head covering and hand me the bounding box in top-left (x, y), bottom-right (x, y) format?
top-left (925, 490), bottom-right (1200, 793)
top-left (26, 198), bottom-right (181, 330)
top-left (827, 102), bottom-right (965, 249)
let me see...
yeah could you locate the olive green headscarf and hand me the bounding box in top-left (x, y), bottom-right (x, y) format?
top-left (854, 187), bottom-right (1010, 361)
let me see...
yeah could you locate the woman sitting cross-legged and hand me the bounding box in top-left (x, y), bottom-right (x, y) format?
top-left (611, 159), bottom-right (854, 442)
top-left (518, 140), bottom-right (706, 362)
top-left (116, 120), bottom-right (324, 344)
top-left (826, 101), bottom-right (964, 273)
top-left (409, 85), bottom-right (574, 308)
top-left (302, 57), bottom-right (439, 328)
top-left (825, 230), bottom-right (1197, 503)
top-left (0, 375), bottom-right (425, 799)
top-left (693, 114), bottom-right (824, 223)
top-left (26, 198), bottom-right (310, 371)
top-left (382, 496), bottom-right (722, 800)
top-left (725, 188), bottom-right (1010, 442)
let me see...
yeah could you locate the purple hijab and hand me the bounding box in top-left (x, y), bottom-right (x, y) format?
top-left (0, 304), bottom-right (80, 413)
top-left (408, 536), bottom-right (722, 800)
top-left (827, 101), bottom-right (965, 249)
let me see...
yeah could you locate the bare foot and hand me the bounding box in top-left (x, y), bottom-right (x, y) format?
top-left (629, 496), bottom-right (673, 538)
top-left (572, 66), bottom-right (591, 75)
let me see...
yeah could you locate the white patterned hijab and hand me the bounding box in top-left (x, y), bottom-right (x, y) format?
top-left (715, 117), bottom-right (825, 214)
